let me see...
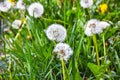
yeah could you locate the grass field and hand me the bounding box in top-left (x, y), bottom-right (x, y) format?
top-left (0, 0), bottom-right (120, 80)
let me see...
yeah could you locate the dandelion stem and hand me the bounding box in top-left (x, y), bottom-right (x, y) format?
top-left (14, 21), bottom-right (24, 40)
top-left (26, 22), bottom-right (32, 39)
top-left (8, 57), bottom-right (12, 80)
top-left (93, 34), bottom-right (100, 67)
top-left (61, 59), bottom-right (66, 80)
top-left (102, 34), bottom-right (106, 61)
top-left (14, 28), bottom-right (22, 40)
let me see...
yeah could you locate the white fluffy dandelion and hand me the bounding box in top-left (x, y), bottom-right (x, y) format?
top-left (80, 0), bottom-right (93, 8)
top-left (28, 2), bottom-right (44, 18)
top-left (0, 0), bottom-right (12, 12)
top-left (45, 24), bottom-right (67, 42)
top-left (12, 20), bottom-right (22, 29)
top-left (85, 19), bottom-right (110, 36)
top-left (53, 43), bottom-right (73, 61)
top-left (16, 0), bottom-right (25, 10)
top-left (85, 19), bottom-right (101, 36)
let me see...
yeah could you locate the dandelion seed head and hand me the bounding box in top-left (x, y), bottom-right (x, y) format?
top-left (85, 19), bottom-right (110, 36)
top-left (85, 19), bottom-right (101, 36)
top-left (53, 43), bottom-right (73, 61)
top-left (16, 0), bottom-right (25, 10)
top-left (12, 20), bottom-right (22, 29)
top-left (45, 24), bottom-right (67, 42)
top-left (80, 0), bottom-right (93, 8)
top-left (0, 0), bottom-right (12, 12)
top-left (28, 2), bottom-right (44, 18)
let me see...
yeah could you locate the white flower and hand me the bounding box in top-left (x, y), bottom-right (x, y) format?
top-left (28, 2), bottom-right (44, 18)
top-left (45, 24), bottom-right (67, 42)
top-left (85, 19), bottom-right (110, 36)
top-left (80, 0), bottom-right (93, 8)
top-left (53, 43), bottom-right (73, 61)
top-left (12, 20), bottom-right (22, 29)
top-left (16, 0), bottom-right (25, 10)
top-left (0, 0), bottom-right (12, 12)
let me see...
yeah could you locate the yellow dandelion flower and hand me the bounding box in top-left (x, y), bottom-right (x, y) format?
top-left (99, 3), bottom-right (108, 14)
top-left (8, 0), bottom-right (15, 3)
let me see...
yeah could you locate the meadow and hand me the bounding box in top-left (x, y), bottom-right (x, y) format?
top-left (0, 0), bottom-right (120, 80)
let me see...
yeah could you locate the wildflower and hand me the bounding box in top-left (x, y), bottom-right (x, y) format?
top-left (99, 3), bottom-right (108, 14)
top-left (84, 19), bottom-right (110, 36)
top-left (45, 24), bottom-right (67, 42)
top-left (80, 0), bottom-right (93, 8)
top-left (0, 1), bottom-right (12, 12)
top-left (8, 0), bottom-right (15, 3)
top-left (16, 0), bottom-right (25, 10)
top-left (12, 20), bottom-right (22, 29)
top-left (53, 43), bottom-right (73, 61)
top-left (28, 2), bottom-right (44, 18)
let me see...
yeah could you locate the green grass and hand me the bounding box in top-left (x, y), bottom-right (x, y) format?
top-left (0, 0), bottom-right (120, 80)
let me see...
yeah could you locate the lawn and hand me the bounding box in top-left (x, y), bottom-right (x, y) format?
top-left (0, 0), bottom-right (120, 80)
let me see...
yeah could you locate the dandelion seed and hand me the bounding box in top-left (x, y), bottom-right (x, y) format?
top-left (53, 43), bottom-right (73, 61)
top-left (16, 0), bottom-right (25, 10)
top-left (98, 21), bottom-right (110, 29)
top-left (12, 20), bottom-right (22, 29)
top-left (99, 3), bottom-right (108, 14)
top-left (80, 0), bottom-right (93, 8)
top-left (45, 24), bottom-right (67, 42)
top-left (28, 2), bottom-right (44, 18)
top-left (85, 19), bottom-right (110, 36)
